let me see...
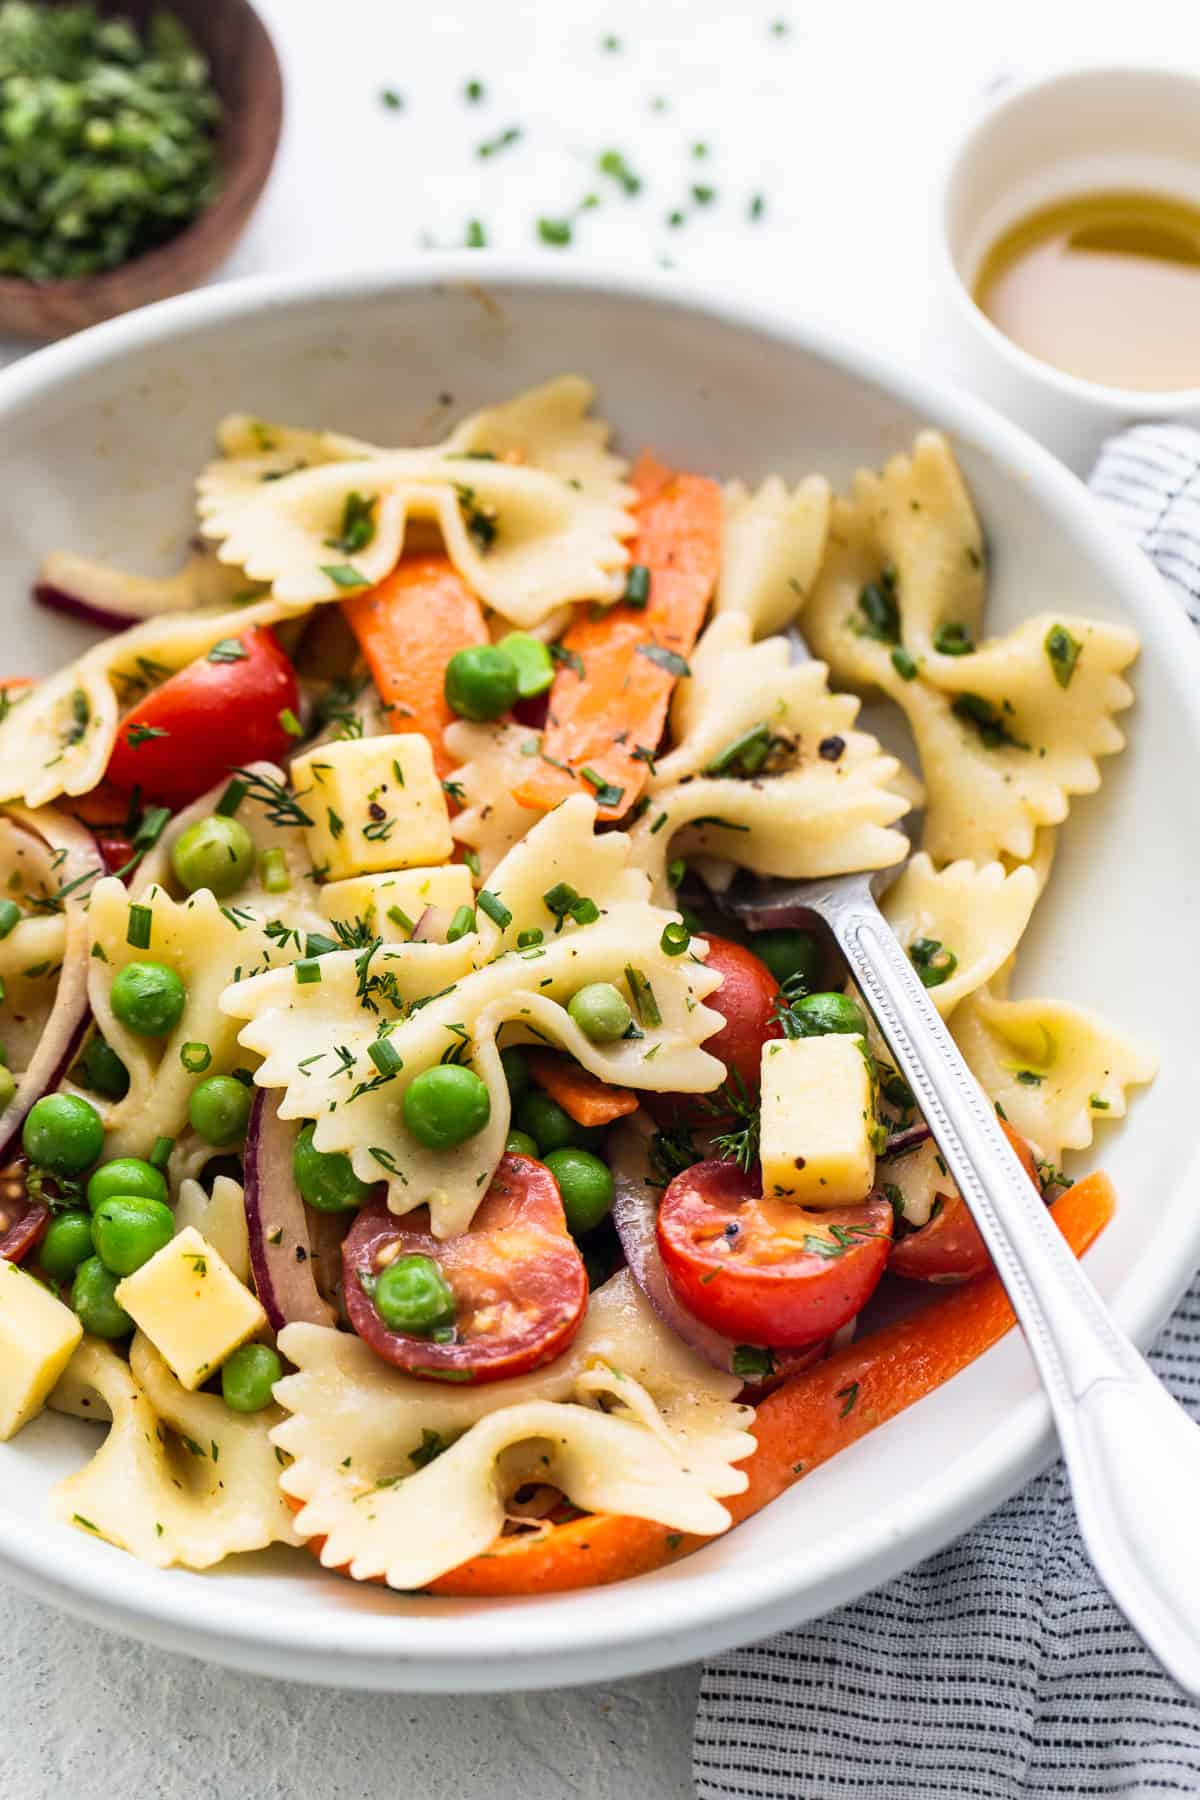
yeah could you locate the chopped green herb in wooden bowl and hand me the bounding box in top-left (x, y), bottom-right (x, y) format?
top-left (0, 0), bottom-right (281, 340)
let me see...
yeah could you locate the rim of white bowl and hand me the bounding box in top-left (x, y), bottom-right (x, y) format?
top-left (936, 62), bottom-right (1200, 414)
top-left (2, 257), bottom-right (1199, 1691)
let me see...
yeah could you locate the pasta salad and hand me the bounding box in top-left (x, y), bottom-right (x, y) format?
top-left (0, 377), bottom-right (1156, 1595)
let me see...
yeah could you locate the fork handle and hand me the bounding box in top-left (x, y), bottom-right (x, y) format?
top-left (823, 881), bottom-right (1200, 1698)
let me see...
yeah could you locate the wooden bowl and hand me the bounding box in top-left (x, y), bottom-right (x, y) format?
top-left (0, 0), bottom-right (283, 341)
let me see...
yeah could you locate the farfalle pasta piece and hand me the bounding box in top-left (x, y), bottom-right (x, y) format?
top-left (716, 473), bottom-right (831, 637)
top-left (881, 853), bottom-right (1038, 1019)
top-left (0, 596), bottom-right (293, 808)
top-left (445, 719), bottom-right (547, 876)
top-left (908, 614), bottom-right (1139, 864)
top-left (222, 799), bottom-right (724, 1237)
top-left (197, 377), bottom-right (636, 627)
top-left (87, 877), bottom-right (294, 1158)
top-left (951, 984), bottom-right (1158, 1163)
top-left (629, 615), bottom-right (909, 903)
top-left (272, 1269), bottom-right (754, 1590)
top-left (50, 1334), bottom-right (299, 1570)
top-left (173, 1174), bottom-right (251, 1285)
top-left (803, 431), bottom-right (986, 679)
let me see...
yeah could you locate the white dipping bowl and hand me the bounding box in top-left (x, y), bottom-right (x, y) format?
top-left (937, 65), bottom-right (1200, 470)
top-left (1, 263), bottom-right (1198, 1692)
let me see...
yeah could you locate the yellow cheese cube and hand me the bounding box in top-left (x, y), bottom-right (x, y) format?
top-left (115, 1226), bottom-right (265, 1390)
top-left (292, 734), bottom-right (453, 881)
top-left (319, 865), bottom-right (474, 943)
top-left (759, 1034), bottom-right (877, 1206)
top-left (0, 1261), bottom-right (83, 1440)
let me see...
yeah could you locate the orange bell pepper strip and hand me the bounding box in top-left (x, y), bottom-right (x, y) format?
top-left (342, 556), bottom-right (488, 780)
top-left (525, 1052), bottom-right (640, 1128)
top-left (511, 451), bottom-right (722, 820)
top-left (426, 1171), bottom-right (1115, 1594)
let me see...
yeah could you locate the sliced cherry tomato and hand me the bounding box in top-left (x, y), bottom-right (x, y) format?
top-left (646, 935), bottom-right (782, 1127)
top-left (888, 1121), bottom-right (1039, 1284)
top-left (657, 1159), bottom-right (893, 1346)
top-left (343, 1152), bottom-right (587, 1382)
top-left (105, 627), bottom-right (300, 808)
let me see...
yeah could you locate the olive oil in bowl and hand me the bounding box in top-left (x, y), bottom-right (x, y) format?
top-left (973, 190), bottom-right (1200, 392)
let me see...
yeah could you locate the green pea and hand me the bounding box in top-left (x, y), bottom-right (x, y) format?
top-left (77, 1035), bottom-right (130, 1101)
top-left (188, 1075), bottom-right (252, 1147)
top-left (22, 1093), bottom-right (104, 1175)
top-left (500, 1046), bottom-right (530, 1102)
top-left (544, 1147), bottom-right (614, 1236)
top-left (0, 1064), bottom-right (14, 1111)
top-left (373, 1254), bottom-right (456, 1335)
top-left (221, 1343), bottom-right (282, 1413)
top-left (754, 928), bottom-right (822, 994)
top-left (91, 1195), bottom-right (175, 1276)
top-left (402, 1064), bottom-right (491, 1150)
top-left (789, 991), bottom-right (869, 1039)
top-left (110, 961), bottom-right (186, 1038)
top-left (170, 814), bottom-right (256, 898)
top-left (444, 645), bottom-right (520, 722)
top-left (71, 1256), bottom-right (133, 1339)
top-left (39, 1211), bottom-right (95, 1283)
top-left (567, 981), bottom-right (632, 1044)
top-left (514, 1089), bottom-right (578, 1155)
top-left (505, 1129), bottom-right (540, 1159)
top-left (496, 631), bottom-right (554, 699)
top-left (293, 1122), bottom-right (371, 1212)
top-left (86, 1157), bottom-right (168, 1214)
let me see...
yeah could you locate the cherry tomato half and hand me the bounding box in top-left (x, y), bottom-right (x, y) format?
top-left (343, 1152), bottom-right (588, 1382)
top-left (105, 627), bottom-right (300, 808)
top-left (646, 935), bottom-right (782, 1127)
top-left (888, 1121), bottom-right (1039, 1284)
top-left (657, 1159), bottom-right (893, 1347)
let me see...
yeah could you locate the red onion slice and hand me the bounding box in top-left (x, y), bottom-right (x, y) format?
top-left (411, 905), bottom-right (449, 942)
top-left (609, 1117), bottom-right (824, 1386)
top-left (33, 549), bottom-right (230, 633)
top-left (0, 909), bottom-right (91, 1169)
top-left (0, 1169), bottom-right (49, 1264)
top-left (243, 1090), bottom-right (337, 1332)
top-left (884, 1123), bottom-right (932, 1158)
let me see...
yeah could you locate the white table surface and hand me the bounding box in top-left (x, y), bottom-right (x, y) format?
top-left (4, 1), bottom-right (1200, 1794)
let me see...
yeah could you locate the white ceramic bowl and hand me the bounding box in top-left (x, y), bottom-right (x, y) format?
top-left (936, 65), bottom-right (1200, 471)
top-left (1, 263), bottom-right (1198, 1692)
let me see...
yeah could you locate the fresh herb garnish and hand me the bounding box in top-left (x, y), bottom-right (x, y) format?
top-left (1045, 624), bottom-right (1082, 689)
top-left (951, 693), bottom-right (1030, 751)
top-left (933, 620), bottom-right (975, 656)
top-left (909, 936), bottom-right (958, 989)
top-left (637, 643), bottom-right (690, 678)
top-left (325, 491), bottom-right (377, 556)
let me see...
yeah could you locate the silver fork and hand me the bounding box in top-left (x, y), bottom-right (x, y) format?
top-left (726, 865), bottom-right (1200, 1698)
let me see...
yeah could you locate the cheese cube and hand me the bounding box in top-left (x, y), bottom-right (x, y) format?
top-left (292, 734), bottom-right (453, 881)
top-left (115, 1226), bottom-right (265, 1390)
top-left (319, 865), bottom-right (474, 943)
top-left (0, 1262), bottom-right (83, 1440)
top-left (759, 1035), bottom-right (877, 1206)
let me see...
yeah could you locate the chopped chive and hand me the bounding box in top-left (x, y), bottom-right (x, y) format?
top-left (580, 766), bottom-right (625, 808)
top-left (260, 848), bottom-right (290, 894)
top-left (637, 643), bottom-right (690, 677)
top-left (368, 1038), bottom-right (403, 1077)
top-left (0, 899), bottom-right (20, 938)
top-left (477, 889), bottom-right (512, 929)
top-left (387, 904), bottom-right (415, 933)
top-left (180, 1042), bottom-right (212, 1074)
top-left (660, 921), bottom-right (690, 956)
top-left (278, 707), bottom-right (303, 738)
top-left (149, 1135), bottom-right (174, 1170)
top-left (622, 563), bottom-right (651, 608)
top-left (891, 646), bottom-right (918, 681)
top-left (446, 904), bottom-right (477, 942)
top-left (625, 965), bottom-right (662, 1028)
top-left (517, 927), bottom-right (544, 948)
top-left (295, 959), bottom-right (323, 985)
top-left (319, 564), bottom-right (369, 589)
top-left (216, 777), bottom-right (248, 817)
top-left (207, 638), bottom-right (248, 664)
top-left (126, 904), bottom-right (152, 949)
top-left (537, 216), bottom-right (573, 246)
top-left (465, 218), bottom-right (487, 249)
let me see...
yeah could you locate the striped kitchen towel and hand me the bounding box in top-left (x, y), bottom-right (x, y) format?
top-left (694, 424), bottom-right (1200, 1800)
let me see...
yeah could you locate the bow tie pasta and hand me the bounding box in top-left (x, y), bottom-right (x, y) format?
top-left (272, 1270), bottom-right (754, 1591)
top-left (50, 1333), bottom-right (299, 1569)
top-left (0, 379), bottom-right (1153, 1607)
